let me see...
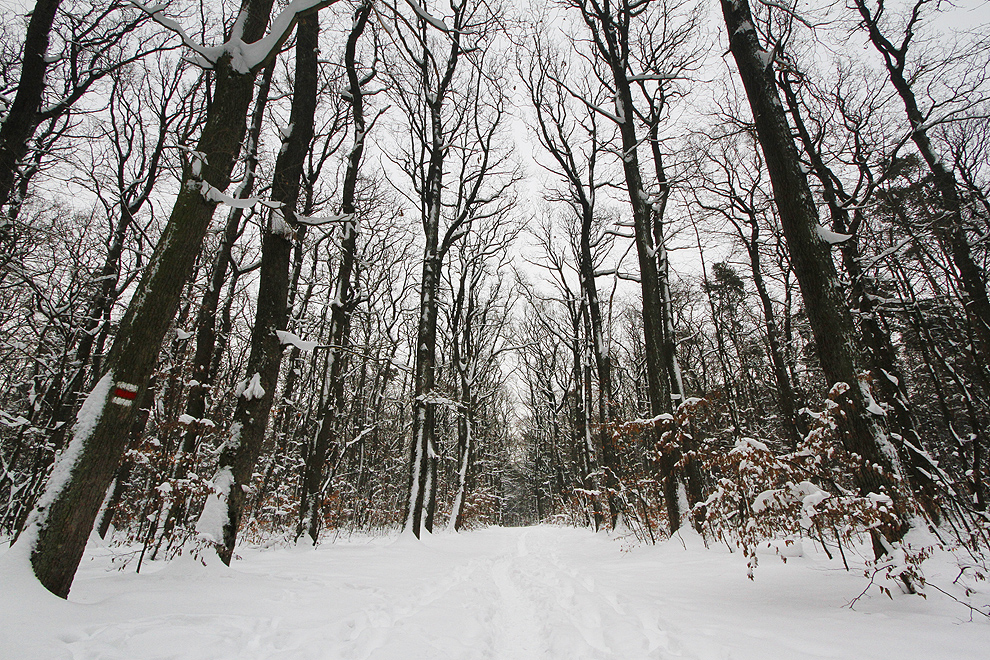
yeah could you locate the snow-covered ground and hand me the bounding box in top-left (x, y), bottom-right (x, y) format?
top-left (2, 525), bottom-right (987, 659)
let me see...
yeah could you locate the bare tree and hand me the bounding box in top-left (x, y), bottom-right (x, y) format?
top-left (298, 0), bottom-right (376, 545)
top-left (562, 0), bottom-right (706, 532)
top-left (852, 0), bottom-right (990, 359)
top-left (195, 7), bottom-right (330, 564)
top-left (720, 0), bottom-right (910, 553)
top-left (384, 0), bottom-right (515, 537)
top-left (16, 0), bottom-right (338, 598)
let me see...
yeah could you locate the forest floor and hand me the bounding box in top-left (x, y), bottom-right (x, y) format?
top-left (2, 524), bottom-right (988, 659)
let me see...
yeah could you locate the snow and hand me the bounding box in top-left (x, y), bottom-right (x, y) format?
top-left (295, 213), bottom-right (353, 226)
top-left (816, 225), bottom-right (853, 245)
top-left (194, 467), bottom-right (234, 544)
top-left (2, 526), bottom-right (986, 659)
top-left (270, 209), bottom-right (294, 239)
top-left (237, 373), bottom-right (266, 400)
top-left (405, 0), bottom-right (450, 33)
top-left (196, 180), bottom-right (279, 211)
top-left (9, 373), bottom-right (116, 558)
top-left (276, 330), bottom-right (320, 352)
top-left (136, 1), bottom-right (328, 74)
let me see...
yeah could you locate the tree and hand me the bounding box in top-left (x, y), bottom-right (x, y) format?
top-left (690, 130), bottom-right (802, 446)
top-left (0, 0), bottom-right (64, 211)
top-left (563, 0), bottom-right (705, 532)
top-left (16, 0), bottom-right (337, 598)
top-left (298, 0), bottom-right (376, 545)
top-left (0, 1), bottom-right (161, 219)
top-left (720, 0), bottom-right (910, 551)
top-left (518, 25), bottom-right (626, 525)
top-left (852, 0), bottom-right (990, 359)
top-left (196, 8), bottom-right (324, 565)
top-left (385, 0), bottom-right (515, 537)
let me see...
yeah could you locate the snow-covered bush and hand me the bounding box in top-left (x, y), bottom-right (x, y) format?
top-left (699, 384), bottom-right (914, 583)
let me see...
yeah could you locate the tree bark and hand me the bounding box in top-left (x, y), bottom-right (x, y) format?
top-left (778, 71), bottom-right (941, 521)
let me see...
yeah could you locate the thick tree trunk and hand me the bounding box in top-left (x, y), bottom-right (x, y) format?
top-left (178, 60), bottom-right (275, 485)
top-left (199, 12), bottom-right (320, 565)
top-left (19, 0), bottom-right (285, 597)
top-left (721, 0), bottom-right (907, 543)
top-left (407, 244), bottom-right (441, 537)
top-left (615, 80), bottom-right (685, 534)
top-left (402, 10), bottom-right (473, 539)
top-left (156, 64), bottom-right (274, 552)
top-left (571, 0), bottom-right (689, 532)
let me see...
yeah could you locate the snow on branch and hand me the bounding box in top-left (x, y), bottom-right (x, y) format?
top-left (130, 2), bottom-right (218, 66)
top-left (191, 180), bottom-right (282, 211)
top-left (627, 73), bottom-right (679, 82)
top-left (754, 0), bottom-right (817, 30)
top-left (229, 0), bottom-right (334, 73)
top-left (294, 213), bottom-right (355, 226)
top-left (404, 0), bottom-right (450, 33)
top-left (132, 0), bottom-right (337, 73)
top-left (276, 330), bottom-right (321, 352)
top-left (815, 225), bottom-right (853, 245)
top-left (858, 238), bottom-right (912, 273)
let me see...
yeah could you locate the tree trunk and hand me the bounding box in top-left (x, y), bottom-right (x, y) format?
top-left (0, 0), bottom-right (62, 210)
top-left (198, 11), bottom-right (320, 565)
top-left (721, 0), bottom-right (908, 544)
top-left (19, 0), bottom-right (286, 597)
top-left (299, 1), bottom-right (372, 544)
top-left (157, 62), bottom-right (275, 550)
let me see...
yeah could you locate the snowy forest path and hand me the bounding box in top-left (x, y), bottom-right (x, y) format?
top-left (6, 525), bottom-right (987, 660)
top-left (329, 526), bottom-right (676, 660)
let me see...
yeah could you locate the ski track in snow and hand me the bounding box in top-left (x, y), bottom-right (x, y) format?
top-left (3, 525), bottom-right (988, 659)
top-left (330, 529), bottom-right (665, 660)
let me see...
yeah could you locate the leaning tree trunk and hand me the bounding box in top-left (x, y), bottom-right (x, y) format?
top-left (721, 0), bottom-right (908, 547)
top-left (197, 12), bottom-right (320, 565)
top-left (16, 0), bottom-right (306, 598)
